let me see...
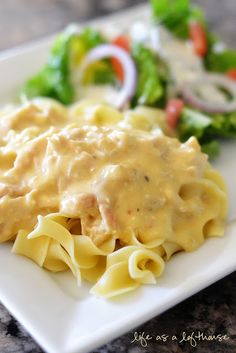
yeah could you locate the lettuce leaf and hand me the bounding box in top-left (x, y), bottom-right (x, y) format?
top-left (201, 141), bottom-right (220, 159)
top-left (205, 48), bottom-right (236, 73)
top-left (21, 32), bottom-right (74, 104)
top-left (150, 0), bottom-right (236, 73)
top-left (178, 108), bottom-right (236, 158)
top-left (79, 28), bottom-right (104, 50)
top-left (179, 108), bottom-right (236, 139)
top-left (210, 112), bottom-right (236, 137)
top-left (178, 108), bottom-right (212, 140)
top-left (21, 28), bottom-right (113, 104)
top-left (150, 0), bottom-right (204, 38)
top-left (131, 42), bottom-right (168, 107)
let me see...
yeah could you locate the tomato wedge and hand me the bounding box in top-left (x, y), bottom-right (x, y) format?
top-left (111, 35), bottom-right (130, 82)
top-left (189, 22), bottom-right (208, 57)
top-left (227, 69), bottom-right (236, 81)
top-left (166, 99), bottom-right (184, 129)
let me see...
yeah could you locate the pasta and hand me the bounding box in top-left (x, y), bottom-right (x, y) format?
top-left (0, 98), bottom-right (227, 298)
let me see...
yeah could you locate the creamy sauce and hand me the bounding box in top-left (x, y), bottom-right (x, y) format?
top-left (0, 100), bottom-right (226, 251)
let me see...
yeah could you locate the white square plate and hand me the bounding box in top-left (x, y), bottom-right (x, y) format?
top-left (0, 4), bottom-right (235, 353)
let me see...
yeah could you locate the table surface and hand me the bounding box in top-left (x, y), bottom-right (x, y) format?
top-left (0, 1), bottom-right (235, 353)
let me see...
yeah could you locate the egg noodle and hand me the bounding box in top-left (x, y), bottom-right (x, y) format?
top-left (0, 99), bottom-right (227, 298)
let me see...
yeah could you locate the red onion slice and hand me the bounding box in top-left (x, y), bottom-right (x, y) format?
top-left (78, 44), bottom-right (137, 109)
top-left (181, 74), bottom-right (236, 114)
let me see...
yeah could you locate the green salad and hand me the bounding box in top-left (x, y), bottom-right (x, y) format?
top-left (21, 0), bottom-right (236, 158)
